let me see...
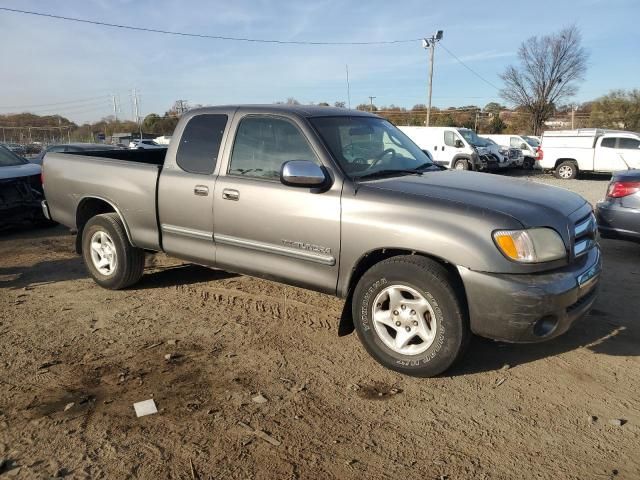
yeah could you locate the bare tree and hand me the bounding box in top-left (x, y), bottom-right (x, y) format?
top-left (500, 25), bottom-right (588, 135)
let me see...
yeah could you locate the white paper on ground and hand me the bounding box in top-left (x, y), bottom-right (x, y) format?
top-left (133, 399), bottom-right (158, 417)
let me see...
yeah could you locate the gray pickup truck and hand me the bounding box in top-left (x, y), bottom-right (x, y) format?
top-left (42, 105), bottom-right (601, 377)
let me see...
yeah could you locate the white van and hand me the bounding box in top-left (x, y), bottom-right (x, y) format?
top-left (484, 134), bottom-right (538, 169)
top-left (399, 126), bottom-right (501, 170)
top-left (539, 129), bottom-right (640, 179)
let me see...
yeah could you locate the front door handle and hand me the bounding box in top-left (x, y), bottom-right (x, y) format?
top-left (194, 185), bottom-right (209, 196)
top-left (222, 188), bottom-right (240, 201)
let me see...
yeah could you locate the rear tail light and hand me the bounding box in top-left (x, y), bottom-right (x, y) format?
top-left (536, 147), bottom-right (543, 160)
top-left (607, 181), bottom-right (640, 198)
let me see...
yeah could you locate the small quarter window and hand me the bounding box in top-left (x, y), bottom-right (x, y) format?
top-left (176, 114), bottom-right (228, 174)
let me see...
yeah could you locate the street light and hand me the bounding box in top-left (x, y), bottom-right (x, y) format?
top-left (423, 30), bottom-right (444, 126)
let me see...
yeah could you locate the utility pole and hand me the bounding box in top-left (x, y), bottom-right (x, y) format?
top-left (368, 96), bottom-right (376, 112)
top-left (112, 94), bottom-right (119, 123)
top-left (345, 64), bottom-right (351, 109)
top-left (132, 88), bottom-right (143, 140)
top-left (571, 105), bottom-right (577, 129)
top-left (422, 30), bottom-right (444, 126)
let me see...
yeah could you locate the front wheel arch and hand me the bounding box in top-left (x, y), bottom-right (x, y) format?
top-left (338, 249), bottom-right (467, 337)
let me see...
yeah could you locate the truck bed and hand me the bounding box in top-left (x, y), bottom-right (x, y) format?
top-left (43, 149), bottom-right (166, 250)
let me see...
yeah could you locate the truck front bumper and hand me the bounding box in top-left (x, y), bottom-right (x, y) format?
top-left (458, 246), bottom-right (601, 343)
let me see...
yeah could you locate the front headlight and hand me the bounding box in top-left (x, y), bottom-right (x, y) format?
top-left (493, 228), bottom-right (566, 263)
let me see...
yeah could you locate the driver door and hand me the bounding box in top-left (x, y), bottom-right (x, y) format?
top-left (213, 114), bottom-right (342, 294)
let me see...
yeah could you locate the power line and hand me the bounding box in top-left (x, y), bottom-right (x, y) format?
top-left (0, 7), bottom-right (421, 46)
top-left (0, 95), bottom-right (110, 109)
top-left (439, 43), bottom-right (502, 91)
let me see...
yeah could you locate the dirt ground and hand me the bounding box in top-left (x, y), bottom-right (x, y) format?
top-left (1, 171), bottom-right (639, 479)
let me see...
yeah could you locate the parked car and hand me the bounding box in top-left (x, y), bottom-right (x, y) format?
top-left (398, 126), bottom-right (500, 170)
top-left (538, 129), bottom-right (640, 179)
top-left (32, 143), bottom-right (121, 165)
top-left (595, 169), bottom-right (640, 242)
top-left (129, 139), bottom-right (166, 150)
top-left (481, 137), bottom-right (524, 168)
top-left (3, 143), bottom-right (27, 156)
top-left (484, 134), bottom-right (538, 169)
top-left (42, 105), bottom-right (601, 377)
top-left (0, 144), bottom-right (53, 229)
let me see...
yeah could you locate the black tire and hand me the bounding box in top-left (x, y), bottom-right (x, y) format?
top-left (352, 255), bottom-right (470, 377)
top-left (554, 161), bottom-right (578, 179)
top-left (81, 213), bottom-right (145, 290)
top-left (524, 158), bottom-right (534, 170)
top-left (453, 159), bottom-right (469, 171)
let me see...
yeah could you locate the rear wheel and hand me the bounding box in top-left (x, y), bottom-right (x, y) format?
top-left (82, 213), bottom-right (145, 289)
top-left (554, 161), bottom-right (578, 179)
top-left (352, 255), bottom-right (470, 377)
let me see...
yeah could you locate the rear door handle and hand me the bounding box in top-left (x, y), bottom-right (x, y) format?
top-left (194, 185), bottom-right (209, 196)
top-left (222, 188), bottom-right (240, 201)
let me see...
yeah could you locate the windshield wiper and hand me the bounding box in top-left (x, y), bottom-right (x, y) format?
top-left (355, 163), bottom-right (442, 180)
top-left (355, 169), bottom-right (424, 180)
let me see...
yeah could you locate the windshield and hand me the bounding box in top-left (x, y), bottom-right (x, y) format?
top-left (523, 136), bottom-right (539, 147)
top-left (309, 116), bottom-right (434, 179)
top-left (0, 145), bottom-right (28, 167)
top-left (458, 129), bottom-right (486, 147)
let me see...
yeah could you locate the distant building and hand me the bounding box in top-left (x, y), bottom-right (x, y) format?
top-left (109, 132), bottom-right (156, 146)
top-left (544, 119), bottom-right (570, 128)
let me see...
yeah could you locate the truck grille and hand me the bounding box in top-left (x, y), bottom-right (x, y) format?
top-left (508, 148), bottom-right (520, 159)
top-left (573, 213), bottom-right (597, 258)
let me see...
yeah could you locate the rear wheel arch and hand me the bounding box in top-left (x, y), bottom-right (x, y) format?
top-left (554, 158), bottom-right (578, 170)
top-left (75, 197), bottom-right (133, 253)
top-left (338, 248), bottom-right (468, 336)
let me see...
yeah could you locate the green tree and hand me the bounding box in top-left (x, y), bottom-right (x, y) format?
top-left (589, 89), bottom-right (640, 130)
top-left (487, 115), bottom-right (507, 133)
top-left (483, 102), bottom-right (505, 114)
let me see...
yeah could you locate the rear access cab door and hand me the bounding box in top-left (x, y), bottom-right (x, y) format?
top-left (212, 110), bottom-right (343, 294)
top-left (157, 109), bottom-right (234, 264)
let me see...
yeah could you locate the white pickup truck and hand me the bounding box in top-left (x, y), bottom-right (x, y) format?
top-left (539, 129), bottom-right (640, 179)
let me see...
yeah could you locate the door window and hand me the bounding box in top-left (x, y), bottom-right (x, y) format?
top-left (176, 114), bottom-right (228, 175)
top-left (510, 137), bottom-right (521, 148)
top-left (228, 116), bottom-right (318, 180)
top-left (601, 137), bottom-right (617, 148)
top-left (619, 138), bottom-right (640, 150)
top-left (444, 131), bottom-right (457, 147)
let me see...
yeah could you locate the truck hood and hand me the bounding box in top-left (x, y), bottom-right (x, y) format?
top-left (362, 170), bottom-right (587, 228)
top-left (0, 162), bottom-right (41, 180)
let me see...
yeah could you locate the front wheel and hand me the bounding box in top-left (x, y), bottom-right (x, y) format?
top-left (82, 213), bottom-right (145, 290)
top-left (453, 159), bottom-right (469, 170)
top-left (352, 255), bottom-right (470, 377)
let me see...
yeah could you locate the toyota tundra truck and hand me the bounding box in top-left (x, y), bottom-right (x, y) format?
top-left (42, 105), bottom-right (601, 377)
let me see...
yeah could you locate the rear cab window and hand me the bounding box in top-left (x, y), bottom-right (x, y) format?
top-left (176, 114), bottom-right (228, 174)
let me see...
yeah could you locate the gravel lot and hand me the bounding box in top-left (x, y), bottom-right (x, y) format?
top-left (1, 170), bottom-right (639, 479)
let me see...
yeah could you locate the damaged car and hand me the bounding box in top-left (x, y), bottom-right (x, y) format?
top-left (0, 144), bottom-right (54, 230)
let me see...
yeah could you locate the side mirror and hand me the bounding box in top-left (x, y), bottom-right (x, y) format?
top-left (454, 140), bottom-right (464, 148)
top-left (280, 160), bottom-right (328, 188)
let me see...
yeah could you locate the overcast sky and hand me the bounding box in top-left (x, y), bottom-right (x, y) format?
top-left (0, 0), bottom-right (638, 123)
